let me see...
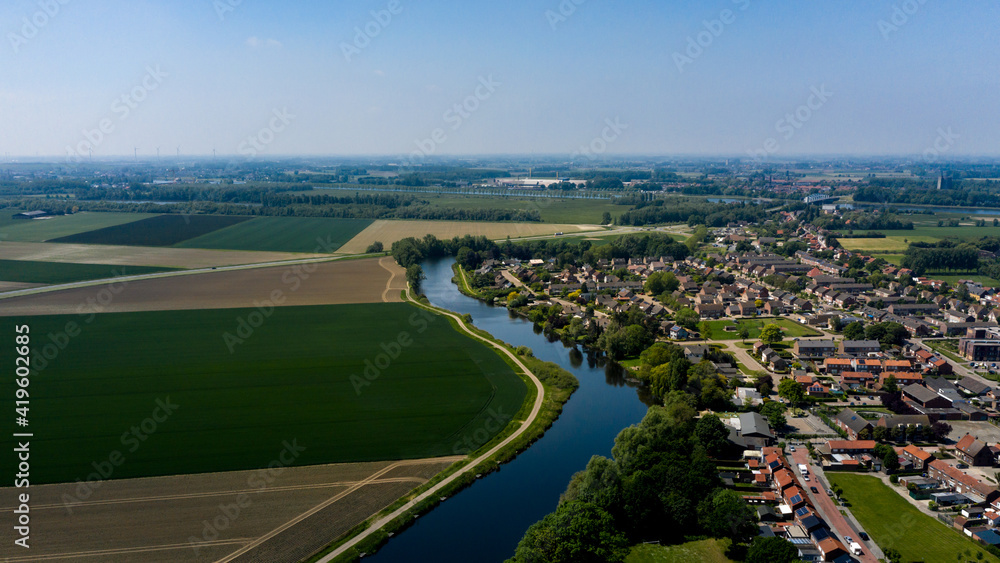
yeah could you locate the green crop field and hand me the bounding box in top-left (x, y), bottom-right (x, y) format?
top-left (176, 216), bottom-right (373, 253)
top-left (0, 212), bottom-right (156, 242)
top-left (626, 539), bottom-right (734, 563)
top-left (327, 190), bottom-right (620, 224)
top-left (703, 317), bottom-right (821, 341)
top-left (828, 474), bottom-right (999, 563)
top-left (0, 260), bottom-right (178, 284)
top-left (425, 196), bottom-right (621, 224)
top-left (1, 303), bottom-right (526, 485)
top-left (836, 236), bottom-right (939, 252)
top-left (50, 214), bottom-right (251, 247)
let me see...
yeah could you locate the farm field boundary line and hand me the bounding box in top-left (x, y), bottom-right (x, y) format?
top-left (314, 287), bottom-right (546, 562)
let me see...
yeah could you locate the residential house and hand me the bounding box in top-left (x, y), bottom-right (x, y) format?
top-left (901, 445), bottom-right (935, 471)
top-left (794, 340), bottom-right (838, 359)
top-left (956, 435), bottom-right (996, 467)
top-left (695, 303), bottom-right (726, 319)
top-left (903, 384), bottom-right (953, 409)
top-left (840, 340), bottom-right (881, 355)
top-left (835, 408), bottom-right (873, 440)
top-left (928, 460), bottom-right (1000, 504)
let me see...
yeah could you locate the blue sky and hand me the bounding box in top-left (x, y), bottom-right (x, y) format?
top-left (1, 0), bottom-right (998, 158)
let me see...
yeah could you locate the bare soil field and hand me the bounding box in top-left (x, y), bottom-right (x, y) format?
top-left (336, 219), bottom-right (602, 254)
top-left (0, 457), bottom-right (461, 563)
top-left (0, 257), bottom-right (407, 316)
top-left (0, 241), bottom-right (325, 269)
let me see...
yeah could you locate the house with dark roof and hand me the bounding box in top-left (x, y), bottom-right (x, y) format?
top-left (958, 378), bottom-right (993, 397)
top-left (728, 412), bottom-right (775, 449)
top-left (794, 340), bottom-right (838, 359)
top-left (840, 340), bottom-right (881, 355)
top-left (877, 413), bottom-right (931, 429)
top-left (834, 408), bottom-right (872, 441)
top-left (903, 383), bottom-right (952, 409)
top-left (956, 434), bottom-right (995, 467)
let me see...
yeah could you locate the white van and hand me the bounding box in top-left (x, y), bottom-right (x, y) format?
top-left (850, 542), bottom-right (863, 555)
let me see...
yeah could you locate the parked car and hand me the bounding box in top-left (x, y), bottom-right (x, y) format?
top-left (859, 532), bottom-right (869, 541)
top-left (789, 446), bottom-right (796, 452)
top-left (826, 488), bottom-right (834, 496)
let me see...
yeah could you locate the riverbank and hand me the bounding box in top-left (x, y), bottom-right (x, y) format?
top-left (309, 285), bottom-right (578, 563)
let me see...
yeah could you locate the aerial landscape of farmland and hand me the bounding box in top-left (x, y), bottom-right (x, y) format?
top-left (3, 1), bottom-right (1000, 562)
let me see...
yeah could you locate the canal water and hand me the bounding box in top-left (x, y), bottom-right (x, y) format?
top-left (364, 258), bottom-right (651, 562)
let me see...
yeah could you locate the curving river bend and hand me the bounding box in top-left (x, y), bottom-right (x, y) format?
top-left (364, 258), bottom-right (652, 562)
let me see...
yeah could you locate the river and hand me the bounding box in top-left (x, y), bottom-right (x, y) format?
top-left (364, 258), bottom-right (652, 562)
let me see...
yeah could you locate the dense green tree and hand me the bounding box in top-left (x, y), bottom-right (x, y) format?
top-left (865, 322), bottom-right (908, 348)
top-left (698, 321), bottom-right (714, 341)
top-left (507, 501), bottom-right (629, 563)
top-left (405, 264), bottom-right (424, 292)
top-left (738, 322), bottom-right (751, 343)
top-left (746, 537), bottom-right (800, 563)
top-left (698, 489), bottom-right (759, 543)
top-left (883, 374), bottom-right (899, 394)
top-left (695, 414), bottom-right (730, 457)
top-left (843, 321), bottom-right (866, 340)
top-left (644, 271), bottom-right (679, 295)
top-left (365, 241), bottom-right (384, 253)
top-left (760, 401), bottom-right (787, 428)
top-left (561, 455), bottom-right (622, 510)
top-left (674, 307), bottom-right (700, 330)
top-left (760, 323), bottom-right (785, 345)
top-left (777, 378), bottom-right (805, 404)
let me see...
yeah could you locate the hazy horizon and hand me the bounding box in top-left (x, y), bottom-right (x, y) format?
top-left (3, 0), bottom-right (998, 160)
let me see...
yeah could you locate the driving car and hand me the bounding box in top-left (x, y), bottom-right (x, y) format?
top-left (810, 486), bottom-right (819, 494)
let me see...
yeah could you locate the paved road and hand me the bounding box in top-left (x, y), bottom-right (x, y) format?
top-left (790, 448), bottom-right (880, 562)
top-left (316, 287), bottom-right (547, 562)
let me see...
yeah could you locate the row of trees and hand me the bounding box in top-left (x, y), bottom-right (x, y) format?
top-left (901, 242), bottom-right (980, 274)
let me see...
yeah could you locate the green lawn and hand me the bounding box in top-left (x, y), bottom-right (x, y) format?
top-left (0, 259), bottom-right (179, 284)
top-left (626, 539), bottom-right (734, 563)
top-left (51, 214), bottom-right (252, 246)
top-left (0, 211), bottom-right (156, 242)
top-left (838, 222), bottom-right (1000, 253)
top-left (176, 216), bottom-right (373, 253)
top-left (931, 274), bottom-right (1000, 288)
top-left (0, 303), bottom-right (526, 484)
top-left (827, 473), bottom-right (1000, 563)
top-left (704, 317), bottom-right (821, 341)
top-left (837, 236), bottom-right (939, 253)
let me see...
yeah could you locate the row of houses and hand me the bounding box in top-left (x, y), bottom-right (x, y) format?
top-left (744, 446), bottom-right (854, 561)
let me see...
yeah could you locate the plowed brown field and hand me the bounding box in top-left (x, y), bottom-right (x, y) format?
top-left (0, 256), bottom-right (407, 316)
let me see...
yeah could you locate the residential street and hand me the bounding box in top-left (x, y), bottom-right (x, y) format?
top-left (790, 448), bottom-right (881, 563)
